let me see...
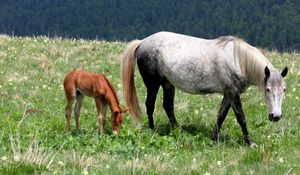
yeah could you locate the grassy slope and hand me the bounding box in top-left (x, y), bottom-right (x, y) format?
top-left (0, 35), bottom-right (299, 174)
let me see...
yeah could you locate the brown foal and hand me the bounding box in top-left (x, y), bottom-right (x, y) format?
top-left (63, 70), bottom-right (127, 134)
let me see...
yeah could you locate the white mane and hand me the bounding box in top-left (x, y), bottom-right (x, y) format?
top-left (216, 36), bottom-right (275, 90)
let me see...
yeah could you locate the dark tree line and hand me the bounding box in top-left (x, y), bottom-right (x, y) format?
top-left (0, 0), bottom-right (299, 51)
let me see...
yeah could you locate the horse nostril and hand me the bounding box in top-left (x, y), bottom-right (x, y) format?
top-left (270, 113), bottom-right (274, 118)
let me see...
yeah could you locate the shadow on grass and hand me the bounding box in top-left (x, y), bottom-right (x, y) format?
top-left (151, 122), bottom-right (236, 145)
top-left (153, 123), bottom-right (212, 137)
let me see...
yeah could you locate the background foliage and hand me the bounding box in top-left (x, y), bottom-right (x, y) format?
top-left (0, 0), bottom-right (299, 51)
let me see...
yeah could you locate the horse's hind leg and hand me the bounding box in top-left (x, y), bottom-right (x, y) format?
top-left (161, 79), bottom-right (178, 127)
top-left (64, 89), bottom-right (75, 131)
top-left (74, 91), bottom-right (84, 130)
top-left (137, 55), bottom-right (160, 129)
top-left (212, 95), bottom-right (231, 140)
top-left (145, 82), bottom-right (160, 129)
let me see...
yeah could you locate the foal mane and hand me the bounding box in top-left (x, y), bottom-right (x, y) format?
top-left (102, 75), bottom-right (121, 108)
top-left (216, 36), bottom-right (274, 90)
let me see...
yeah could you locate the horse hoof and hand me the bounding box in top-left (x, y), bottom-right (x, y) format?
top-left (250, 142), bottom-right (258, 148)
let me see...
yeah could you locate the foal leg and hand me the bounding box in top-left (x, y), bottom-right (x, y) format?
top-left (161, 80), bottom-right (178, 127)
top-left (145, 82), bottom-right (160, 129)
top-left (65, 97), bottom-right (75, 131)
top-left (229, 94), bottom-right (256, 147)
top-left (64, 87), bottom-right (75, 131)
top-left (74, 92), bottom-right (84, 130)
top-left (95, 98), bottom-right (105, 134)
top-left (212, 95), bottom-right (231, 140)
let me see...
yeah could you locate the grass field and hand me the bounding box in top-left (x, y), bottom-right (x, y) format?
top-left (0, 35), bottom-right (299, 174)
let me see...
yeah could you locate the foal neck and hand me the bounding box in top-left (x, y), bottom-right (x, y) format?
top-left (102, 79), bottom-right (121, 112)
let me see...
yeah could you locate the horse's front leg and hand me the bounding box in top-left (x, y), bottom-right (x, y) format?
top-left (95, 98), bottom-right (105, 134)
top-left (230, 94), bottom-right (256, 147)
top-left (212, 95), bottom-right (231, 141)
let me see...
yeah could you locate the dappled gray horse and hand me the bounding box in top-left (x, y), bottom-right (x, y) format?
top-left (121, 31), bottom-right (288, 147)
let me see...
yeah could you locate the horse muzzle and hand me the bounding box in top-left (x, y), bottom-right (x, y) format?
top-left (269, 113), bottom-right (282, 122)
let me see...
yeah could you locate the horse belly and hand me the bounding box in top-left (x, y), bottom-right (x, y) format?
top-left (163, 61), bottom-right (223, 94)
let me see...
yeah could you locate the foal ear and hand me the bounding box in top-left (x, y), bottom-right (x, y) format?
top-left (122, 109), bottom-right (129, 113)
top-left (281, 67), bottom-right (288, 78)
top-left (264, 66), bottom-right (270, 78)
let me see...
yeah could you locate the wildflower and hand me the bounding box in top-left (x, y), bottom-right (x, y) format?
top-left (1, 156), bottom-right (7, 161)
top-left (217, 160), bottom-right (222, 166)
top-left (279, 157), bottom-right (284, 163)
top-left (83, 170), bottom-right (89, 175)
top-left (193, 158), bottom-right (197, 162)
top-left (204, 172), bottom-right (211, 175)
top-left (106, 164), bottom-right (110, 169)
top-left (58, 161), bottom-right (65, 166)
top-left (195, 110), bottom-right (199, 114)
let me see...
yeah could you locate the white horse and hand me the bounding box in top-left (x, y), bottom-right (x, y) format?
top-left (121, 31), bottom-right (288, 147)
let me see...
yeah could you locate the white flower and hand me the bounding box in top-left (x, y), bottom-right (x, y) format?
top-left (204, 172), bottom-right (211, 175)
top-left (1, 156), bottom-right (7, 161)
top-left (279, 157), bottom-right (284, 163)
top-left (217, 160), bottom-right (222, 166)
top-left (83, 170), bottom-right (89, 175)
top-left (58, 161), bottom-right (64, 166)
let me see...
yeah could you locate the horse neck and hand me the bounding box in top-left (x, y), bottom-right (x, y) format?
top-left (103, 81), bottom-right (121, 112)
top-left (237, 43), bottom-right (275, 88)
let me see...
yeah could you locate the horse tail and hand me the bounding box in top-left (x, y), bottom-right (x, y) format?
top-left (121, 40), bottom-right (142, 122)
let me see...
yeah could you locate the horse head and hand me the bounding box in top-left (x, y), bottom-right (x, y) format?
top-left (111, 108), bottom-right (128, 134)
top-left (264, 66), bottom-right (288, 122)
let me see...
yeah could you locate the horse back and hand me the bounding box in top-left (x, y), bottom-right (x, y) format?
top-left (136, 32), bottom-right (246, 94)
top-left (64, 70), bottom-right (106, 97)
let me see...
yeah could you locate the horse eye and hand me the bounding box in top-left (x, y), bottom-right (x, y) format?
top-left (266, 88), bottom-right (270, 92)
top-left (283, 88), bottom-right (286, 92)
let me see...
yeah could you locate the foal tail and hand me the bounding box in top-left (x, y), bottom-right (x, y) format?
top-left (121, 40), bottom-right (142, 122)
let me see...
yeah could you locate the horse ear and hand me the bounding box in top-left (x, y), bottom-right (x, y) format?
top-left (264, 66), bottom-right (270, 78)
top-left (281, 67), bottom-right (288, 78)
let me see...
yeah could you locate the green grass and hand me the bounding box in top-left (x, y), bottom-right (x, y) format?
top-left (0, 35), bottom-right (299, 174)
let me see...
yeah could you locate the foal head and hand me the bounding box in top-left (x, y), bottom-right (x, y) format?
top-left (111, 109), bottom-right (128, 134)
top-left (263, 66), bottom-right (288, 122)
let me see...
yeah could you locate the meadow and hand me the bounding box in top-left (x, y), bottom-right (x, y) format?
top-left (0, 35), bottom-right (299, 174)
